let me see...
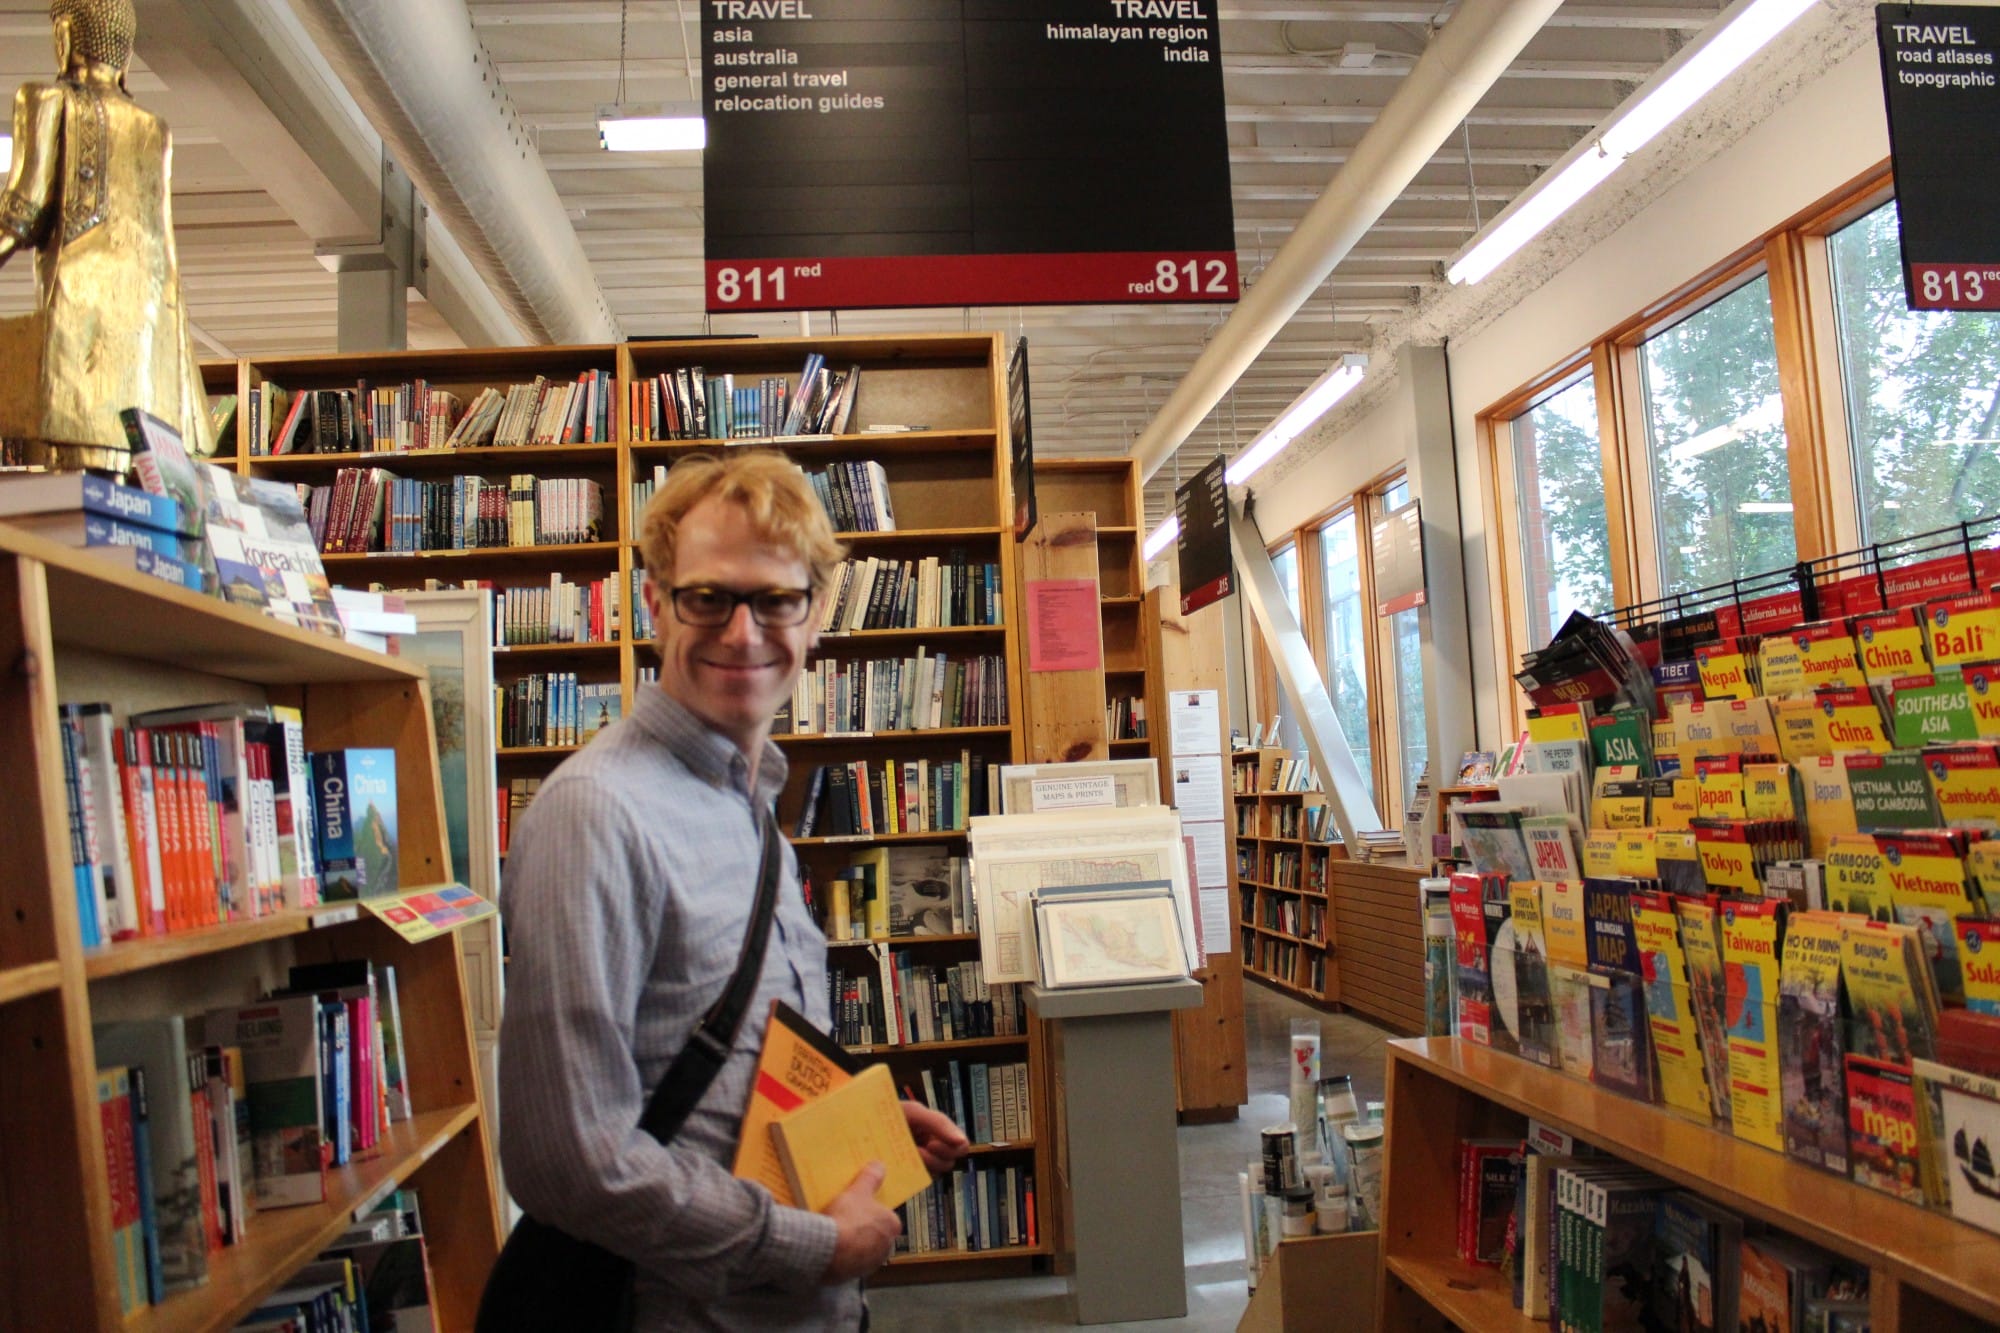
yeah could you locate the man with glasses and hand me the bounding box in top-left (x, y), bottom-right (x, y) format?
top-left (499, 450), bottom-right (968, 1330)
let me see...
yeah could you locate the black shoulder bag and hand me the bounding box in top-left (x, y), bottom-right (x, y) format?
top-left (475, 808), bottom-right (785, 1333)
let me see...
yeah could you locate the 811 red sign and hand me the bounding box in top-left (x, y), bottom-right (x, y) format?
top-left (704, 250), bottom-right (1241, 312)
top-left (1909, 262), bottom-right (2000, 310)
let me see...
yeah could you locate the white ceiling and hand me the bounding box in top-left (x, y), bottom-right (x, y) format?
top-left (0, 0), bottom-right (1723, 501)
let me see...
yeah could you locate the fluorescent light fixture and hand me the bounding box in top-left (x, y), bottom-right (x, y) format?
top-left (1447, 0), bottom-right (1820, 286)
top-left (1669, 393), bottom-right (1784, 460)
top-left (1736, 501), bottom-right (1794, 514)
top-left (597, 103), bottom-right (706, 152)
top-left (1143, 515), bottom-right (1180, 561)
top-left (1224, 362), bottom-right (1365, 486)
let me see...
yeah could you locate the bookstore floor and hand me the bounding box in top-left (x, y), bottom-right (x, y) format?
top-left (870, 982), bottom-right (1394, 1331)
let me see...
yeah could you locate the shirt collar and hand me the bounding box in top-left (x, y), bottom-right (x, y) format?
top-left (633, 686), bottom-right (788, 805)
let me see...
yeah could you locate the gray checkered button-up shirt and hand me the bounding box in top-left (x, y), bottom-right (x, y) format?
top-left (498, 686), bottom-right (860, 1330)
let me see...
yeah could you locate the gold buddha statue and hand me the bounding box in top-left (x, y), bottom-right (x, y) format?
top-left (0, 0), bottom-right (215, 466)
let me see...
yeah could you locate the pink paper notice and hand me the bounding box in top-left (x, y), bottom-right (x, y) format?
top-left (1026, 578), bottom-right (1103, 672)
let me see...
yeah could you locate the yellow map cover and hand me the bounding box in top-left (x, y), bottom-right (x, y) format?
top-left (1675, 895), bottom-right (1735, 1123)
top-left (1796, 622), bottom-right (1863, 690)
top-left (1581, 831), bottom-right (1621, 879)
top-left (1653, 777), bottom-right (1700, 830)
top-left (733, 1000), bottom-right (863, 1206)
top-left (770, 1062), bottom-right (931, 1213)
top-left (1840, 919), bottom-right (1939, 1066)
top-left (1811, 687), bottom-right (1892, 755)
top-left (1720, 898), bottom-right (1786, 1151)
top-left (1631, 889), bottom-right (1711, 1120)
top-left (1824, 833), bottom-right (1894, 922)
top-left (1613, 829), bottom-right (1658, 880)
top-left (1692, 756), bottom-right (1748, 821)
top-left (1542, 879), bottom-right (1590, 970)
top-left (1771, 696), bottom-right (1825, 763)
top-left (1720, 698), bottom-right (1779, 752)
top-left (1744, 763), bottom-right (1797, 821)
top-left (1924, 744), bottom-right (2000, 827)
top-left (1854, 607), bottom-right (1928, 685)
top-left (1526, 709), bottom-right (1589, 745)
top-left (1696, 640), bottom-right (1756, 701)
top-left (1756, 635), bottom-right (1807, 699)
top-left (1798, 756), bottom-right (1859, 860)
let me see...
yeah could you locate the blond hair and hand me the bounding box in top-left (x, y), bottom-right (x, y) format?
top-left (639, 450), bottom-right (845, 593)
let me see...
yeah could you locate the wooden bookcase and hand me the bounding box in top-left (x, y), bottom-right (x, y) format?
top-left (1378, 1037), bottom-right (2000, 1332)
top-left (1233, 748), bottom-right (1345, 1006)
top-left (1027, 458), bottom-right (1155, 772)
top-left (0, 524), bottom-right (500, 1331)
top-left (220, 331), bottom-right (1049, 1278)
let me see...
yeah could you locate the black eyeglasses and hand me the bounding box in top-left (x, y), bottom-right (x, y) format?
top-left (668, 584), bottom-right (813, 628)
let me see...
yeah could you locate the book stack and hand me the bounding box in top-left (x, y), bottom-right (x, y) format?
top-left (804, 460), bottom-right (896, 532)
top-left (0, 469), bottom-right (205, 590)
top-left (630, 355), bottom-right (861, 442)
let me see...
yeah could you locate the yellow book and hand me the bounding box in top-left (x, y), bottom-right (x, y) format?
top-left (1653, 777), bottom-right (1700, 830)
top-left (857, 846), bottom-right (892, 940)
top-left (1695, 640), bottom-right (1756, 701)
top-left (1720, 898), bottom-right (1786, 1151)
top-left (1719, 698), bottom-right (1779, 752)
top-left (1839, 919), bottom-right (1941, 1065)
top-left (1743, 762), bottom-right (1797, 821)
top-left (1925, 745), bottom-right (2000, 827)
top-left (1631, 889), bottom-right (1711, 1121)
top-left (1925, 592), bottom-right (2000, 669)
top-left (1771, 696), bottom-right (1825, 763)
top-left (1854, 607), bottom-right (1930, 685)
top-left (1961, 661), bottom-right (2000, 739)
top-left (1692, 757), bottom-right (1747, 821)
top-left (1613, 828), bottom-right (1658, 880)
top-left (1526, 709), bottom-right (1589, 745)
top-left (1795, 624), bottom-right (1863, 690)
top-left (732, 1000), bottom-right (862, 1206)
top-left (1811, 687), bottom-right (1892, 755)
top-left (1798, 754), bottom-right (1859, 861)
top-left (1581, 831), bottom-right (1621, 878)
top-left (1756, 635), bottom-right (1807, 699)
top-left (1542, 879), bottom-right (1590, 970)
top-left (1824, 833), bottom-right (1894, 922)
top-left (769, 1063), bottom-right (931, 1214)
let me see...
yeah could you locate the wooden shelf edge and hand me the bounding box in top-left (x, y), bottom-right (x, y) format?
top-left (0, 959), bottom-right (62, 1005)
top-left (245, 442), bottom-right (620, 469)
top-left (492, 640), bottom-right (623, 655)
top-left (127, 1104), bottom-right (480, 1333)
top-left (497, 745), bottom-right (582, 758)
top-left (825, 933), bottom-right (980, 948)
top-left (320, 542), bottom-right (622, 565)
top-left (1382, 1253), bottom-right (1536, 1331)
top-left (83, 905), bottom-right (374, 980)
top-left (774, 726), bottom-right (1010, 744)
top-left (793, 830), bottom-right (969, 846)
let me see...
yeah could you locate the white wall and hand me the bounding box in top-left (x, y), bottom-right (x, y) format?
top-left (1234, 29), bottom-right (1891, 751)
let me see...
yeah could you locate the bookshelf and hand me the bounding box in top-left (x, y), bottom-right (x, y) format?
top-left (0, 523), bottom-right (500, 1330)
top-left (1377, 1037), bottom-right (2000, 1332)
top-left (1028, 459), bottom-right (1156, 769)
top-left (1234, 748), bottom-right (1345, 1005)
top-left (221, 331), bottom-right (1048, 1278)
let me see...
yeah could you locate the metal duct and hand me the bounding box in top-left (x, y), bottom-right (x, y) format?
top-left (1129, 0), bottom-right (1566, 482)
top-left (285, 0), bottom-right (621, 346)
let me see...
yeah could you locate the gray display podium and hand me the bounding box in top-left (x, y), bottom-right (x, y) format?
top-left (1027, 977), bottom-right (1205, 1324)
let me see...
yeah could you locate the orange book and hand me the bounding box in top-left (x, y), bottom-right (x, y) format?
top-left (732, 1000), bottom-right (864, 1207)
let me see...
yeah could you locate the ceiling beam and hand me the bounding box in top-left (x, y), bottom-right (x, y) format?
top-left (1233, 103), bottom-right (1608, 127)
top-left (1215, 2), bottom-right (1720, 28)
top-left (1225, 55), bottom-right (1654, 79)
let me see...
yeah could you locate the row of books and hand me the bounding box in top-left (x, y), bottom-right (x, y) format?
top-left (492, 573), bottom-right (622, 646)
top-left (495, 674), bottom-right (622, 750)
top-left (778, 651), bottom-right (1010, 734)
top-left (301, 471), bottom-right (607, 553)
top-left (823, 845), bottom-right (972, 939)
top-left (497, 776), bottom-right (542, 858)
top-left (793, 752), bottom-right (996, 839)
top-left (824, 958), bottom-right (1023, 1049)
top-left (908, 1058), bottom-right (1034, 1147)
top-left (1108, 694), bottom-right (1147, 740)
top-left (897, 1162), bottom-right (1036, 1257)
top-left (247, 370), bottom-right (617, 456)
top-left (0, 469), bottom-right (207, 590)
top-left (1260, 894), bottom-right (1325, 942)
top-left (804, 459), bottom-right (895, 532)
top-left (628, 355), bottom-right (861, 442)
top-left (56, 700), bottom-right (403, 945)
top-left (630, 462), bottom-right (670, 519)
top-left (1259, 847), bottom-right (1305, 892)
top-left (817, 554), bottom-right (1003, 632)
top-left (92, 960), bottom-right (413, 1310)
top-left (225, 1191), bottom-right (433, 1332)
top-left (1462, 1121), bottom-right (1870, 1332)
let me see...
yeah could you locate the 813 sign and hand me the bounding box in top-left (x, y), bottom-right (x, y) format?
top-left (1909, 263), bottom-right (2000, 310)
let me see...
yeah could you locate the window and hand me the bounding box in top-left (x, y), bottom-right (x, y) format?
top-left (1827, 201), bottom-right (2000, 546)
top-left (1317, 509), bottom-right (1373, 791)
top-left (1267, 543), bottom-right (1303, 752)
top-left (1374, 481), bottom-right (1428, 808)
top-left (1510, 374), bottom-right (1613, 645)
top-left (1639, 274), bottom-right (1797, 593)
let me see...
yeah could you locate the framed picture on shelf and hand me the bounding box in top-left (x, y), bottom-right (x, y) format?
top-left (997, 758), bottom-right (1161, 813)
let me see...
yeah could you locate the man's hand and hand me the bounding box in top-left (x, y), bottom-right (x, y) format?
top-left (902, 1099), bottom-right (972, 1174)
top-left (820, 1162), bottom-right (903, 1284)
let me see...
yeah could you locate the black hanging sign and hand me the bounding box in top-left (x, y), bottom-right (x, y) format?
top-left (1876, 4), bottom-right (2000, 309)
top-left (1008, 337), bottom-right (1036, 541)
top-left (1176, 455), bottom-right (1232, 616)
top-left (701, 0), bottom-right (1238, 312)
top-left (1372, 500), bottom-right (1427, 617)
